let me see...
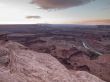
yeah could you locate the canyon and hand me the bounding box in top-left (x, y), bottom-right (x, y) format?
top-left (0, 24), bottom-right (110, 82)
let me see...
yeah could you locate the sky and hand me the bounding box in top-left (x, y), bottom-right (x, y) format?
top-left (0, 0), bottom-right (110, 25)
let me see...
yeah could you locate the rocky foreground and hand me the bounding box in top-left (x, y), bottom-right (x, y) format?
top-left (0, 40), bottom-right (106, 82)
top-left (27, 41), bottom-right (110, 82)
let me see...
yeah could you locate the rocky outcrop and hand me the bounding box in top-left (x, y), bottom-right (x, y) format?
top-left (28, 43), bottom-right (110, 82)
top-left (0, 41), bottom-right (106, 82)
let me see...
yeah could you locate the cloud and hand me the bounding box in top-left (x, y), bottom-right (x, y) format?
top-left (26, 16), bottom-right (41, 19)
top-left (31, 0), bottom-right (95, 9)
top-left (76, 19), bottom-right (110, 25)
top-left (61, 19), bottom-right (110, 25)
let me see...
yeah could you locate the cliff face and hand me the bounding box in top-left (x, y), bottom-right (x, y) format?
top-left (0, 41), bottom-right (106, 82)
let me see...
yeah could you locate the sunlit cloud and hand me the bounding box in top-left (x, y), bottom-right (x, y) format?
top-left (31, 0), bottom-right (95, 9)
top-left (75, 19), bottom-right (110, 25)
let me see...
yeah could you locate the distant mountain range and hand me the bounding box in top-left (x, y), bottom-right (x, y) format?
top-left (0, 24), bottom-right (110, 33)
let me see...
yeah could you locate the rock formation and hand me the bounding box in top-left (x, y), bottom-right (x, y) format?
top-left (0, 41), bottom-right (106, 82)
top-left (28, 43), bottom-right (110, 82)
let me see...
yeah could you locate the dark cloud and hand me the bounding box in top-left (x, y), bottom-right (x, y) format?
top-left (26, 16), bottom-right (41, 19)
top-left (31, 0), bottom-right (95, 9)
